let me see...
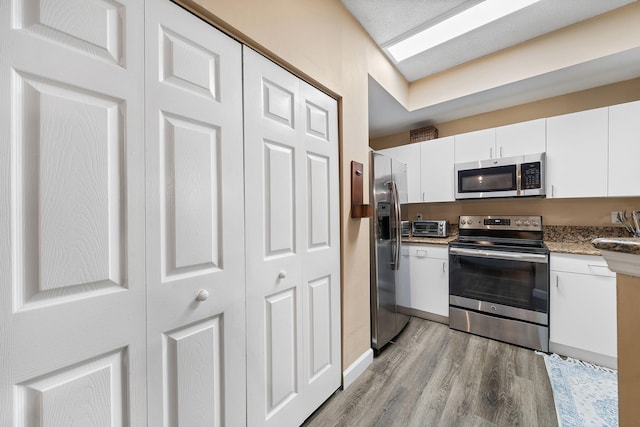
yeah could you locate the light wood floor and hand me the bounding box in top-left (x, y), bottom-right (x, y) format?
top-left (303, 317), bottom-right (558, 427)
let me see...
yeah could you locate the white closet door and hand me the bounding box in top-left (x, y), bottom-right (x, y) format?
top-left (298, 80), bottom-right (342, 418)
top-left (244, 47), bottom-right (341, 427)
top-left (1, 1), bottom-right (146, 425)
top-left (145, 1), bottom-right (246, 426)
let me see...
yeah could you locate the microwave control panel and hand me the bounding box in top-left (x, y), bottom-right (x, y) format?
top-left (522, 161), bottom-right (541, 189)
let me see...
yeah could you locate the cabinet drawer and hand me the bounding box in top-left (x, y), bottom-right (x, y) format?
top-left (407, 244), bottom-right (448, 259)
top-left (550, 253), bottom-right (614, 277)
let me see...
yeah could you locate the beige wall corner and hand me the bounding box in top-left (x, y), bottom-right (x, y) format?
top-left (369, 131), bottom-right (411, 151)
top-left (178, 0), bottom-right (409, 371)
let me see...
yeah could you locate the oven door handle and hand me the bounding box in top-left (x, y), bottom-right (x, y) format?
top-left (449, 247), bottom-right (548, 264)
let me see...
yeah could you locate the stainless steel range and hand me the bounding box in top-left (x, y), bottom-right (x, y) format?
top-left (448, 215), bottom-right (549, 352)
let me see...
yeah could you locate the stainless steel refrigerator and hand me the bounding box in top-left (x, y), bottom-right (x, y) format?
top-left (370, 151), bottom-right (410, 353)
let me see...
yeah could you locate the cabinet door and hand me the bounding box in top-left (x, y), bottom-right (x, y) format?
top-left (421, 136), bottom-right (455, 202)
top-left (145, 1), bottom-right (246, 425)
top-left (454, 128), bottom-right (496, 163)
top-left (550, 271), bottom-right (617, 359)
top-left (495, 118), bottom-right (546, 158)
top-left (609, 100), bottom-right (640, 197)
top-left (378, 143), bottom-right (421, 203)
top-left (407, 245), bottom-right (449, 317)
top-left (546, 108), bottom-right (608, 198)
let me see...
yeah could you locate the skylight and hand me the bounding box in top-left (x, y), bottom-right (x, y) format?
top-left (386, 0), bottom-right (542, 62)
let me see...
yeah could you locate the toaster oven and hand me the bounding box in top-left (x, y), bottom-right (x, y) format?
top-left (412, 220), bottom-right (449, 237)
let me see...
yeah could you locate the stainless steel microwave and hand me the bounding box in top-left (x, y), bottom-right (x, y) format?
top-left (454, 153), bottom-right (545, 200)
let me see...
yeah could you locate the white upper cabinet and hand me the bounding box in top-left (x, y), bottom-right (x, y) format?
top-left (421, 136), bottom-right (455, 202)
top-left (455, 120), bottom-right (546, 164)
top-left (495, 118), bottom-right (546, 158)
top-left (454, 128), bottom-right (496, 163)
top-left (378, 143), bottom-right (422, 203)
top-left (546, 107), bottom-right (608, 198)
top-left (609, 100), bottom-right (640, 197)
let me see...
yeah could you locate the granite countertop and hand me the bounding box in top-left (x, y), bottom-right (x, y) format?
top-left (404, 237), bottom-right (601, 254)
top-left (545, 225), bottom-right (632, 256)
top-left (544, 241), bottom-right (601, 256)
top-left (592, 237), bottom-right (640, 255)
top-left (402, 235), bottom-right (458, 245)
top-left (401, 225), bottom-right (636, 256)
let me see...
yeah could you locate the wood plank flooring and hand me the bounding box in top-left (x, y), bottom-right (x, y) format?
top-left (303, 318), bottom-right (558, 427)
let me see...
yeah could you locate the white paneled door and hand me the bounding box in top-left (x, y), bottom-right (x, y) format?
top-left (1, 2), bottom-right (339, 425)
top-left (1, 0), bottom-right (146, 425)
top-left (145, 1), bottom-right (246, 426)
top-left (243, 48), bottom-right (341, 427)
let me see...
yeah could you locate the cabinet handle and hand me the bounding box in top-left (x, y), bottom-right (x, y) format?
top-left (499, 146), bottom-right (503, 158)
top-left (422, 191), bottom-right (425, 201)
top-left (551, 185), bottom-right (555, 197)
top-left (442, 261), bottom-right (445, 273)
top-left (490, 147), bottom-right (493, 159)
top-left (555, 275), bottom-right (559, 288)
top-left (278, 270), bottom-right (287, 279)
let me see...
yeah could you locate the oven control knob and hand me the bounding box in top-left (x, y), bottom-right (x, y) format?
top-left (461, 219), bottom-right (466, 225)
top-left (515, 220), bottom-right (522, 226)
top-left (533, 220), bottom-right (539, 226)
top-left (524, 220), bottom-right (531, 226)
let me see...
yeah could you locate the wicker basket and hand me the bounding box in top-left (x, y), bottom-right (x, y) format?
top-left (409, 125), bottom-right (438, 143)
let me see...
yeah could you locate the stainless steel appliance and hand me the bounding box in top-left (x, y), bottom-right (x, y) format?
top-left (412, 220), bottom-right (449, 237)
top-left (455, 152), bottom-right (545, 199)
top-left (401, 221), bottom-right (411, 237)
top-left (448, 215), bottom-right (549, 352)
top-left (370, 152), bottom-right (410, 352)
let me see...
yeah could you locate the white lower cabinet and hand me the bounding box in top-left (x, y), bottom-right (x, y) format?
top-left (549, 253), bottom-right (617, 369)
top-left (398, 244), bottom-right (449, 321)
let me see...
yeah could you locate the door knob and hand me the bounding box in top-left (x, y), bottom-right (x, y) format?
top-left (195, 289), bottom-right (209, 302)
top-left (278, 270), bottom-right (287, 279)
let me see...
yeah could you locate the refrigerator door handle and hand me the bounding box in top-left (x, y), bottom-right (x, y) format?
top-left (388, 180), bottom-right (401, 270)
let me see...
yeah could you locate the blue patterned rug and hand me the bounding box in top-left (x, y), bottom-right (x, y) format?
top-left (541, 353), bottom-right (618, 427)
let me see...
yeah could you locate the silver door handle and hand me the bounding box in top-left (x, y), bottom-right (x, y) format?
top-left (449, 247), bottom-right (548, 263)
top-left (388, 180), bottom-right (402, 271)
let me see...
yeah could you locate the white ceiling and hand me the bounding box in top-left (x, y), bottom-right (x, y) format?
top-left (340, 0), bottom-right (640, 138)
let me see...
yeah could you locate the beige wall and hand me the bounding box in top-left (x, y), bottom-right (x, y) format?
top-left (370, 77), bottom-right (640, 150)
top-left (176, 0), bottom-right (640, 374)
top-left (407, 197), bottom-right (640, 227)
top-left (406, 2), bottom-right (640, 112)
top-left (178, 0), bottom-right (408, 371)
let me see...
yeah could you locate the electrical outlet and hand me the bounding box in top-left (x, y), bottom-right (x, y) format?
top-left (416, 213), bottom-right (423, 220)
top-left (611, 211), bottom-right (623, 224)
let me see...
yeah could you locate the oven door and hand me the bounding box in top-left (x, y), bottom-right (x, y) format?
top-left (449, 246), bottom-right (549, 325)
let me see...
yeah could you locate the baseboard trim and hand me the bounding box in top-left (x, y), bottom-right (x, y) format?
top-left (549, 341), bottom-right (617, 370)
top-left (342, 348), bottom-right (373, 389)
